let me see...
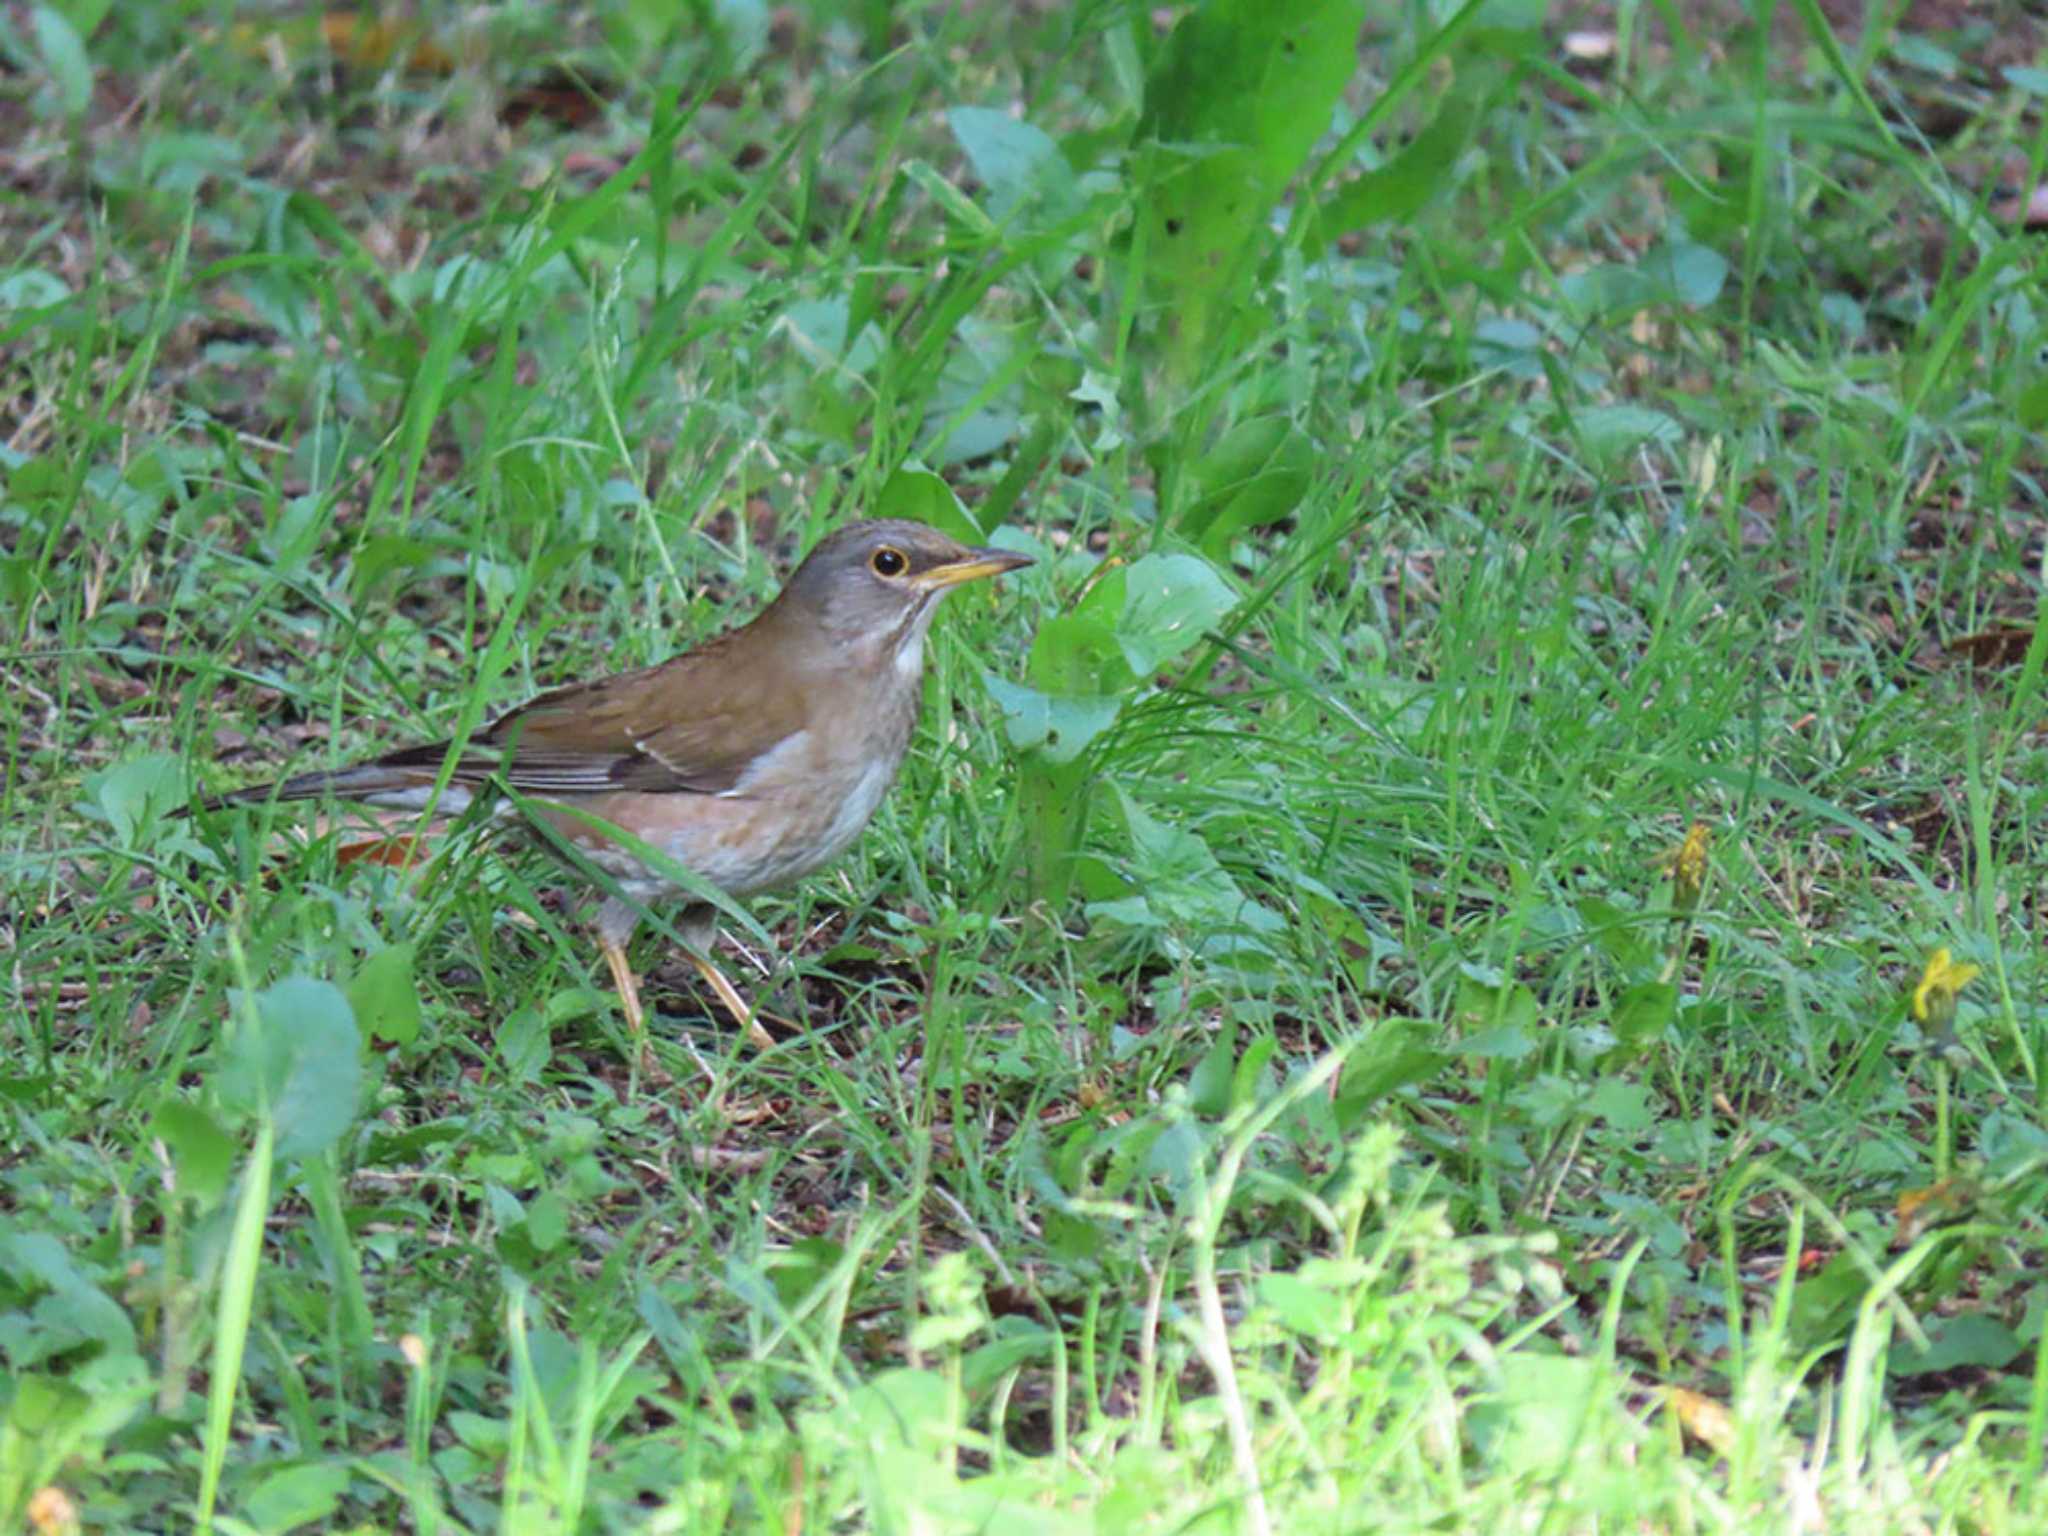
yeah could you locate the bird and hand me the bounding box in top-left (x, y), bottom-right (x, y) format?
top-left (192, 519), bottom-right (1033, 1051)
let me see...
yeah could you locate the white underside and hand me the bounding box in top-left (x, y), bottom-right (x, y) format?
top-left (360, 783), bottom-right (483, 816)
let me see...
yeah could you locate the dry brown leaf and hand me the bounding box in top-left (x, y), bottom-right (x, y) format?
top-left (1893, 1177), bottom-right (1980, 1246)
top-left (319, 12), bottom-right (454, 74)
top-left (335, 832), bottom-right (433, 869)
top-left (1947, 625), bottom-right (2037, 669)
top-left (224, 13), bottom-right (454, 75)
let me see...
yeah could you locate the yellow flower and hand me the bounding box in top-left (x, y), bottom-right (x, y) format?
top-left (27, 1486), bottom-right (79, 1536)
top-left (1660, 821), bottom-right (1712, 913)
top-left (1911, 948), bottom-right (1982, 1029)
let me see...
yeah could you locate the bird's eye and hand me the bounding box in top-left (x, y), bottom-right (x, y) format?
top-left (870, 546), bottom-right (908, 577)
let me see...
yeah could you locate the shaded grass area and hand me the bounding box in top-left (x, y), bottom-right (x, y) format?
top-left (4, 1), bottom-right (2047, 1530)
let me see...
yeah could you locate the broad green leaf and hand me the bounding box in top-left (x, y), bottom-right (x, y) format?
top-left (779, 295), bottom-right (885, 373)
top-left (153, 1099), bottom-right (236, 1206)
top-left (525, 1190), bottom-right (568, 1253)
top-left (1258, 1272), bottom-right (1334, 1339)
top-left (47, 0), bottom-right (113, 34)
top-left (1188, 1021), bottom-right (1239, 1117)
top-left (1573, 405), bottom-right (1682, 463)
top-left (349, 534), bottom-right (438, 602)
top-left (1030, 607), bottom-right (1128, 694)
top-left (85, 752), bottom-right (186, 843)
top-left (241, 1461), bottom-right (352, 1535)
top-left (1105, 793), bottom-right (1286, 958)
top-left (874, 464), bottom-right (983, 546)
top-left (1084, 896), bottom-right (1157, 930)
top-left (947, 106), bottom-right (1078, 227)
top-left (1508, 1072), bottom-right (1584, 1129)
top-left (0, 1353), bottom-right (147, 1490)
top-left (267, 980), bottom-right (363, 1162)
top-left (1555, 264), bottom-right (1651, 315)
top-left (1333, 1021), bottom-right (1446, 1126)
top-left (963, 1328), bottom-right (1054, 1395)
top-left (1891, 1314), bottom-right (2025, 1376)
top-left (1471, 1352), bottom-right (1604, 1472)
top-left (0, 268), bottom-right (70, 309)
top-left (1890, 33), bottom-right (1957, 77)
top-left (1145, 1118), bottom-right (1210, 1196)
top-left (8, 453), bottom-right (67, 506)
top-left (1232, 1035), bottom-right (1279, 1109)
top-left (1140, 0), bottom-right (1364, 204)
top-left (1136, 0), bottom-right (1367, 367)
top-left (709, 0), bottom-right (770, 69)
top-left (1117, 552), bottom-right (1236, 677)
top-left (1043, 1209), bottom-right (1104, 1265)
top-left (0, 1222), bottom-right (137, 1358)
top-left (1586, 1079), bottom-right (1653, 1133)
top-left (497, 1004), bottom-right (551, 1083)
top-left (1177, 417), bottom-right (1316, 560)
top-left (348, 943), bottom-right (422, 1047)
top-left (221, 978), bottom-right (363, 1162)
top-left (998, 604), bottom-right (1136, 776)
top-left (31, 5), bottom-right (92, 119)
top-left (843, 1368), bottom-right (951, 1448)
top-left (982, 673), bottom-right (1121, 764)
top-left (1611, 981), bottom-right (1679, 1054)
top-left (1322, 60), bottom-right (1500, 231)
top-left (1787, 1251), bottom-right (1870, 1352)
top-left (1576, 896), bottom-right (1652, 973)
top-left (447, 1410), bottom-right (511, 1456)
top-left (1558, 240), bottom-right (1727, 316)
top-left (1458, 1025), bottom-right (1535, 1059)
top-left (1454, 966), bottom-right (1539, 1034)
top-left (2014, 375), bottom-right (2048, 431)
top-left (1644, 240), bottom-right (1730, 307)
top-left (1473, 316), bottom-right (1546, 378)
top-left (137, 131), bottom-right (245, 195)
top-left (921, 314), bottom-right (1031, 466)
top-left (59, 1350), bottom-right (150, 1437)
top-left (766, 1237), bottom-right (845, 1309)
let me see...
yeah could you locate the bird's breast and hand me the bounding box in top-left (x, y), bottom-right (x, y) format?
top-left (736, 690), bottom-right (919, 875)
top-left (540, 676), bottom-right (921, 901)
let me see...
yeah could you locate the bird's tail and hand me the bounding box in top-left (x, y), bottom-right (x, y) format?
top-left (189, 757), bottom-right (455, 815)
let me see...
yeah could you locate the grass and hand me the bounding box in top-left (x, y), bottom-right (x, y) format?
top-left (5, 0), bottom-right (2048, 1530)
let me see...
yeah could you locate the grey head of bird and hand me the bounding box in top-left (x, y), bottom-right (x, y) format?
top-left (763, 519), bottom-right (1034, 676)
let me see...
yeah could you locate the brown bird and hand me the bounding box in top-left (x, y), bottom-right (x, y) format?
top-left (195, 520), bottom-right (1033, 1049)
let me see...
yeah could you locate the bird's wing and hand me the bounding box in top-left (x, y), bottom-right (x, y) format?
top-left (389, 629), bottom-right (812, 798)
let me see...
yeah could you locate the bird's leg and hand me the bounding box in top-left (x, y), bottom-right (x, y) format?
top-left (595, 896), bottom-right (668, 1079)
top-left (671, 904), bottom-right (780, 1052)
top-left (599, 934), bottom-right (643, 1035)
top-left (598, 931), bottom-right (668, 1081)
top-left (688, 950), bottom-right (779, 1052)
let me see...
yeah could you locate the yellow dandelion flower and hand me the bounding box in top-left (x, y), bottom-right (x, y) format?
top-left (1911, 948), bottom-right (1982, 1029)
top-left (1659, 821), bottom-right (1712, 913)
top-left (27, 1486), bottom-right (79, 1536)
